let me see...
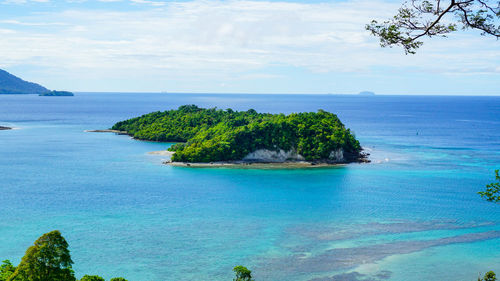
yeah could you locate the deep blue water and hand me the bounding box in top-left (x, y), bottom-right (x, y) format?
top-left (0, 93), bottom-right (499, 281)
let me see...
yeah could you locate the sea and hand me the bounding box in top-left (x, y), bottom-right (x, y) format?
top-left (0, 93), bottom-right (499, 281)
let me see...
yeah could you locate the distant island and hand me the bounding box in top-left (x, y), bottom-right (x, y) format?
top-left (39, 90), bottom-right (74, 96)
top-left (0, 69), bottom-right (74, 96)
top-left (0, 126), bottom-right (12, 130)
top-left (359, 91), bottom-right (376, 96)
top-left (111, 105), bottom-right (368, 165)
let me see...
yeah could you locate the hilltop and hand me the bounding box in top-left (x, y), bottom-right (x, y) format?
top-left (112, 105), bottom-right (367, 164)
top-left (0, 69), bottom-right (73, 96)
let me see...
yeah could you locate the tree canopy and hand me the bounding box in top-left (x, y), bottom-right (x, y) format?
top-left (478, 170), bottom-right (500, 203)
top-left (367, 0), bottom-right (500, 54)
top-left (111, 105), bottom-right (363, 163)
top-left (481, 271), bottom-right (497, 281)
top-left (2, 231), bottom-right (128, 281)
top-left (80, 276), bottom-right (105, 281)
top-left (0, 261), bottom-right (16, 281)
top-left (233, 265), bottom-right (254, 281)
top-left (7, 230), bottom-right (75, 281)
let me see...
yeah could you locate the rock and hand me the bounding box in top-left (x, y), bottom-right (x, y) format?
top-left (243, 149), bottom-right (305, 162)
top-left (329, 148), bottom-right (345, 162)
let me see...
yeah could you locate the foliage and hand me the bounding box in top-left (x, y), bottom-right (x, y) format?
top-left (3, 231), bottom-right (129, 281)
top-left (112, 105), bottom-right (362, 163)
top-left (482, 271), bottom-right (497, 281)
top-left (80, 275), bottom-right (105, 281)
top-left (0, 260), bottom-right (16, 281)
top-left (233, 265), bottom-right (253, 281)
top-left (7, 230), bottom-right (75, 281)
top-left (478, 170), bottom-right (500, 202)
top-left (367, 0), bottom-right (500, 54)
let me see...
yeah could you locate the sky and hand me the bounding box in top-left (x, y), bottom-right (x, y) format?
top-left (0, 0), bottom-right (499, 95)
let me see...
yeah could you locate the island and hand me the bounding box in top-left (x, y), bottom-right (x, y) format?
top-left (358, 91), bottom-right (376, 96)
top-left (39, 90), bottom-right (74, 97)
top-left (111, 105), bottom-right (368, 166)
top-left (0, 126), bottom-right (12, 130)
top-left (0, 69), bottom-right (73, 96)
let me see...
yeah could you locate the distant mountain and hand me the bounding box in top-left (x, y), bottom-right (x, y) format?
top-left (0, 69), bottom-right (50, 95)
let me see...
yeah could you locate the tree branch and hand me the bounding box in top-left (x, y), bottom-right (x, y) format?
top-left (410, 0), bottom-right (458, 41)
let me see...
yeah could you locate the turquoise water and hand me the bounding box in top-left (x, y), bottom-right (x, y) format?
top-left (0, 93), bottom-right (499, 281)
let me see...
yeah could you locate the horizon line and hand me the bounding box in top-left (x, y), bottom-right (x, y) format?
top-left (73, 91), bottom-right (500, 97)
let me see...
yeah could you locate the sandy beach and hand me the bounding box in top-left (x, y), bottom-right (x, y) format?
top-left (148, 150), bottom-right (175, 156)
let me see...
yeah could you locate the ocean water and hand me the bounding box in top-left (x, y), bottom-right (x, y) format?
top-left (0, 93), bottom-right (499, 281)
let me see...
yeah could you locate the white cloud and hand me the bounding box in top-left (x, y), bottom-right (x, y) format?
top-left (130, 0), bottom-right (165, 6)
top-left (2, 0), bottom-right (49, 3)
top-left (0, 0), bottom-right (498, 91)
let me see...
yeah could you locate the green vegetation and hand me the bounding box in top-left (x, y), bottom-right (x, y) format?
top-left (480, 271), bottom-right (497, 281)
top-left (2, 231), bottom-right (127, 281)
top-left (112, 105), bottom-right (363, 163)
top-left (80, 276), bottom-right (105, 281)
top-left (39, 90), bottom-right (74, 97)
top-left (0, 261), bottom-right (15, 281)
top-left (7, 230), bottom-right (74, 281)
top-left (233, 266), bottom-right (253, 281)
top-left (367, 0), bottom-right (500, 54)
top-left (478, 170), bottom-right (500, 203)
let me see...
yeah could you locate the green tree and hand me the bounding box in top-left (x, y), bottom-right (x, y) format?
top-left (367, 0), bottom-right (500, 54)
top-left (110, 278), bottom-right (128, 281)
top-left (478, 170), bottom-right (500, 202)
top-left (0, 260), bottom-right (16, 281)
top-left (80, 275), bottom-right (105, 281)
top-left (233, 265), bottom-right (254, 281)
top-left (8, 230), bottom-right (75, 281)
top-left (483, 271), bottom-right (497, 281)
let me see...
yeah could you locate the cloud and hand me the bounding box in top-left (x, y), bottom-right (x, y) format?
top-left (2, 0), bottom-right (49, 3)
top-left (130, 0), bottom-right (165, 6)
top-left (0, 0), bottom-right (498, 92)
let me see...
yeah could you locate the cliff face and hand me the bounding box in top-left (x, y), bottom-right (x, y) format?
top-left (329, 148), bottom-right (344, 162)
top-left (243, 148), bottom-right (345, 163)
top-left (243, 149), bottom-right (305, 162)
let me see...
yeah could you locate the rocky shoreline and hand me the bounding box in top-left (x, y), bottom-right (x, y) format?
top-left (95, 129), bottom-right (371, 169)
top-left (165, 161), bottom-right (344, 169)
top-left (156, 149), bottom-right (370, 168)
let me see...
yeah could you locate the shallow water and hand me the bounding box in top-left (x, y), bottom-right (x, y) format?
top-left (0, 93), bottom-right (499, 281)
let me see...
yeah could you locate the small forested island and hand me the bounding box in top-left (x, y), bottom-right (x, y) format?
top-left (39, 90), bottom-right (74, 96)
top-left (112, 105), bottom-right (368, 165)
top-left (358, 91), bottom-right (375, 96)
